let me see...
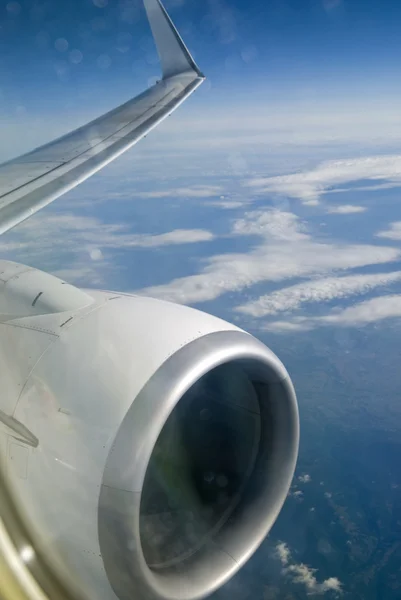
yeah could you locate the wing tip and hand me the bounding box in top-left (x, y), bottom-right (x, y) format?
top-left (144, 0), bottom-right (205, 80)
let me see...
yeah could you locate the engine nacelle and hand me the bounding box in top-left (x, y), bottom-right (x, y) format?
top-left (0, 261), bottom-right (299, 600)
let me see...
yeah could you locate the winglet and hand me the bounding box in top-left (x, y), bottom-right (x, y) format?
top-left (144, 0), bottom-right (205, 80)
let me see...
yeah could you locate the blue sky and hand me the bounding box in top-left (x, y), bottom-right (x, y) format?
top-left (3, 0), bottom-right (401, 128)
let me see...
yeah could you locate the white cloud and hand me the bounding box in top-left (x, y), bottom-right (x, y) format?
top-left (53, 266), bottom-right (106, 286)
top-left (246, 154), bottom-right (401, 204)
top-left (0, 214), bottom-right (214, 286)
top-left (285, 564), bottom-right (342, 595)
top-left (321, 295), bottom-right (401, 326)
top-left (208, 200), bottom-right (251, 210)
top-left (236, 272), bottom-right (401, 317)
top-left (7, 99), bottom-right (401, 169)
top-left (127, 229), bottom-right (214, 247)
top-left (325, 294), bottom-right (401, 323)
top-left (298, 474), bottom-right (312, 483)
top-left (89, 248), bottom-right (103, 261)
top-left (145, 103), bottom-right (401, 155)
top-left (232, 210), bottom-right (308, 241)
top-left (291, 490), bottom-right (304, 499)
top-left (265, 320), bottom-right (308, 333)
top-left (327, 205), bottom-right (367, 214)
top-left (274, 542), bottom-right (342, 595)
top-left (135, 185), bottom-right (223, 199)
top-left (328, 181), bottom-right (401, 195)
top-left (377, 221), bottom-right (401, 240)
top-left (139, 209), bottom-right (400, 304)
top-left (1, 214), bottom-right (213, 251)
top-left (266, 294), bottom-right (401, 332)
top-left (275, 542), bottom-right (291, 566)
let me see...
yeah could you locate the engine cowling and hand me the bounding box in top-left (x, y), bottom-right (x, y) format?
top-left (0, 261), bottom-right (299, 600)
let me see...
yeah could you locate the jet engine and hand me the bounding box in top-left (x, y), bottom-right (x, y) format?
top-left (1, 262), bottom-right (299, 600)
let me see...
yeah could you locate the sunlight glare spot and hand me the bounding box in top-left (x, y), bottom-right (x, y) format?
top-left (20, 546), bottom-right (34, 563)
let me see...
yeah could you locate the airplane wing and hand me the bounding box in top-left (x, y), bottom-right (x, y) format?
top-left (0, 0), bottom-right (204, 236)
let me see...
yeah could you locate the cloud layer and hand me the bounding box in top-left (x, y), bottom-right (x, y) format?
top-left (0, 214), bottom-right (214, 286)
top-left (135, 185), bottom-right (223, 199)
top-left (3, 150), bottom-right (401, 340)
top-left (266, 294), bottom-right (401, 332)
top-left (286, 564), bottom-right (342, 595)
top-left (275, 542), bottom-right (291, 566)
top-left (326, 205), bottom-right (367, 214)
top-left (275, 542), bottom-right (342, 595)
top-left (139, 209), bottom-right (400, 304)
top-left (377, 221), bottom-right (401, 240)
top-left (236, 272), bottom-right (401, 317)
top-left (246, 154), bottom-right (401, 204)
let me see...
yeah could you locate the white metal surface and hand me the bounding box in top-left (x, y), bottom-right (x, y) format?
top-left (0, 273), bottom-right (298, 600)
top-left (2, 290), bottom-right (241, 600)
top-left (0, 260), bottom-right (93, 318)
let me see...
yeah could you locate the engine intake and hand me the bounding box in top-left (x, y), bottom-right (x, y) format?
top-left (99, 330), bottom-right (298, 600)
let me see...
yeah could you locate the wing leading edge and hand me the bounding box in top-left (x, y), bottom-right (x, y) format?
top-left (0, 0), bottom-right (204, 235)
